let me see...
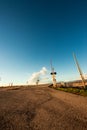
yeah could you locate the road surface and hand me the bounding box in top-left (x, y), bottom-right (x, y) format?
top-left (0, 86), bottom-right (87, 130)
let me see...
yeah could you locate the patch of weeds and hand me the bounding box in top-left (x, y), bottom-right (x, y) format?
top-left (55, 87), bottom-right (87, 96)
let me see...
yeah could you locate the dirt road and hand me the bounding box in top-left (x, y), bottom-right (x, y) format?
top-left (0, 86), bottom-right (87, 130)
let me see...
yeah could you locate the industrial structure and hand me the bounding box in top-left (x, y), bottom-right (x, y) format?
top-left (73, 53), bottom-right (85, 88)
top-left (50, 61), bottom-right (57, 87)
top-left (36, 79), bottom-right (39, 85)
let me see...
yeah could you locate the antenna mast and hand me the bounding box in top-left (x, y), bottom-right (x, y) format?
top-left (73, 53), bottom-right (85, 88)
top-left (50, 60), bottom-right (57, 87)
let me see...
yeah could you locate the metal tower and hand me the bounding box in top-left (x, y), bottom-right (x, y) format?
top-left (50, 61), bottom-right (57, 87)
top-left (73, 53), bottom-right (85, 88)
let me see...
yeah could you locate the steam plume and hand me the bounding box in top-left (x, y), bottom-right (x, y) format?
top-left (28, 67), bottom-right (47, 84)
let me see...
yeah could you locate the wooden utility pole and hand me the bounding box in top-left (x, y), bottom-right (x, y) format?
top-left (73, 53), bottom-right (85, 88)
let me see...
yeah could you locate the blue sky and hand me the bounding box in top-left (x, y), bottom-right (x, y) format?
top-left (0, 0), bottom-right (87, 85)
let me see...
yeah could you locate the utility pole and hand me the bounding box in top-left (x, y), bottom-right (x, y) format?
top-left (50, 60), bottom-right (57, 87)
top-left (73, 53), bottom-right (85, 88)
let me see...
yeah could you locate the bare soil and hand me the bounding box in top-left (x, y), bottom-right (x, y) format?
top-left (0, 85), bottom-right (87, 130)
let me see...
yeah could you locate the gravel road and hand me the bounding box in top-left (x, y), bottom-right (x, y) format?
top-left (0, 86), bottom-right (87, 130)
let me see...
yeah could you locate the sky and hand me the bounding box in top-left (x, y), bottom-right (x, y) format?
top-left (0, 0), bottom-right (87, 85)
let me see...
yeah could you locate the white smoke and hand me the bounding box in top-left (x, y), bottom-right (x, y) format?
top-left (28, 67), bottom-right (47, 84)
